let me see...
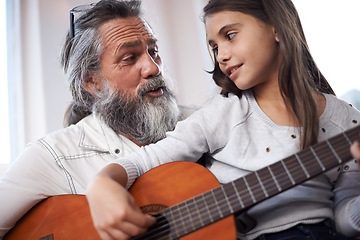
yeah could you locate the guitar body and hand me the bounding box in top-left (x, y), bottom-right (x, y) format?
top-left (5, 161), bottom-right (236, 240)
top-left (4, 195), bottom-right (100, 240)
top-left (7, 126), bottom-right (360, 239)
top-left (129, 161), bottom-right (236, 240)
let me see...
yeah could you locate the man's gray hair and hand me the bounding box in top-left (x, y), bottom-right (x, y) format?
top-left (61, 0), bottom-right (142, 126)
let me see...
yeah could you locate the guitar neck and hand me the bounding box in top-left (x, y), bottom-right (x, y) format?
top-left (133, 125), bottom-right (360, 240)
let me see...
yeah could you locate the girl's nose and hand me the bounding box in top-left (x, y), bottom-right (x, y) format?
top-left (217, 45), bottom-right (231, 63)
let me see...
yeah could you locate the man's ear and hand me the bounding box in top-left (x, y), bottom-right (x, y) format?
top-left (83, 71), bottom-right (102, 95)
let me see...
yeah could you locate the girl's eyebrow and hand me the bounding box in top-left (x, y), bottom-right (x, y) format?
top-left (218, 23), bottom-right (241, 35)
top-left (208, 23), bottom-right (241, 46)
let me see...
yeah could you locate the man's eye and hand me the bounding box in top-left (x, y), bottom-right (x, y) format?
top-left (149, 48), bottom-right (159, 59)
top-left (123, 54), bottom-right (136, 62)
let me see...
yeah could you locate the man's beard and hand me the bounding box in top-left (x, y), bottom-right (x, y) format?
top-left (92, 76), bottom-right (180, 145)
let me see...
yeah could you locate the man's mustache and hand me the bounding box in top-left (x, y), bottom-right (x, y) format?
top-left (138, 76), bottom-right (167, 99)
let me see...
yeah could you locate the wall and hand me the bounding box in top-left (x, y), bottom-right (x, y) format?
top-left (2, 0), bottom-right (359, 177)
top-left (1, 0), bottom-right (217, 176)
top-left (20, 0), bottom-right (216, 145)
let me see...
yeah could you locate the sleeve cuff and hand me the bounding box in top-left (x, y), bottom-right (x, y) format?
top-left (112, 159), bottom-right (139, 190)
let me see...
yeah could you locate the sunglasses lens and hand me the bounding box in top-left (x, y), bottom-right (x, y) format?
top-left (69, 3), bottom-right (96, 39)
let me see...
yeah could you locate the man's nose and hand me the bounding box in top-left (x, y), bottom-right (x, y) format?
top-left (141, 52), bottom-right (161, 79)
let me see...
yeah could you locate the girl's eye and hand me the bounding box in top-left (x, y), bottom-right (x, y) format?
top-left (212, 47), bottom-right (218, 56)
top-left (227, 32), bottom-right (236, 40)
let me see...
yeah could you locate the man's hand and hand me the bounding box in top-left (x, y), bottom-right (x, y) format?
top-left (86, 164), bottom-right (156, 240)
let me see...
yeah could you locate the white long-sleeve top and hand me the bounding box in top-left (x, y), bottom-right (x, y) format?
top-left (115, 90), bottom-right (360, 239)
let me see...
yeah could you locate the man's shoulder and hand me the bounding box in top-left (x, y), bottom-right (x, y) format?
top-left (41, 116), bottom-right (91, 143)
top-left (36, 115), bottom-right (111, 154)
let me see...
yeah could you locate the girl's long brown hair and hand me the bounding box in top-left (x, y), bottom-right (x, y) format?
top-left (203, 0), bottom-right (335, 149)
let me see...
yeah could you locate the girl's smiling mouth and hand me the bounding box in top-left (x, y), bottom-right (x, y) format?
top-left (226, 64), bottom-right (243, 80)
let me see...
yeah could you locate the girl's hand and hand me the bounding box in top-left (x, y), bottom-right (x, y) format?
top-left (351, 141), bottom-right (360, 167)
top-left (86, 165), bottom-right (156, 240)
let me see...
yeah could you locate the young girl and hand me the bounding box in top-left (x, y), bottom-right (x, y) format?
top-left (87, 0), bottom-right (360, 239)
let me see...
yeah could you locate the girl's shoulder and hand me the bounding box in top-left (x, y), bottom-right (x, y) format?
top-left (182, 91), bottom-right (253, 131)
top-left (321, 93), bottom-right (360, 130)
top-left (323, 93), bottom-right (360, 115)
top-left (200, 91), bottom-right (252, 117)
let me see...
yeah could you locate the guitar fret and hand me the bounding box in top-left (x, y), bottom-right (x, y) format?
top-left (310, 146), bottom-right (325, 171)
top-left (220, 185), bottom-right (234, 213)
top-left (193, 194), bottom-right (213, 228)
top-left (343, 132), bottom-right (352, 145)
top-left (243, 175), bottom-right (256, 203)
top-left (211, 189), bottom-right (224, 219)
top-left (282, 155), bottom-right (308, 183)
top-left (231, 181), bottom-right (245, 209)
top-left (201, 194), bottom-right (214, 223)
top-left (233, 178), bottom-right (255, 207)
top-left (326, 140), bottom-right (342, 164)
top-left (164, 206), bottom-right (181, 238)
top-left (184, 200), bottom-right (196, 232)
top-left (256, 167), bottom-right (279, 197)
top-left (298, 148), bottom-right (324, 176)
top-left (205, 192), bottom-right (224, 222)
top-left (190, 198), bottom-right (205, 229)
top-left (281, 160), bottom-right (295, 185)
top-left (267, 166), bottom-right (282, 191)
top-left (222, 183), bottom-right (243, 213)
top-left (247, 172), bottom-right (269, 204)
top-left (175, 203), bottom-right (188, 236)
top-left (212, 188), bottom-right (232, 217)
top-left (255, 171), bottom-right (269, 198)
top-left (295, 153), bottom-right (310, 179)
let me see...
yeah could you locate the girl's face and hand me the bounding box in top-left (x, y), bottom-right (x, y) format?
top-left (205, 10), bottom-right (281, 91)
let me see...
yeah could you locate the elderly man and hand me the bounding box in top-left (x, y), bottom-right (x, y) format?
top-left (0, 0), bottom-right (180, 238)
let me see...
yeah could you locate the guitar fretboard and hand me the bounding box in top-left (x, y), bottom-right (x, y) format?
top-left (133, 125), bottom-right (360, 240)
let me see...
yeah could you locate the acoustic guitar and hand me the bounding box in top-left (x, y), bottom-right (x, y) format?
top-left (5, 125), bottom-right (360, 240)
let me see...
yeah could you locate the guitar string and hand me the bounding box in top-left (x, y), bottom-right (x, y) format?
top-left (138, 130), bottom-right (356, 239)
top-left (139, 150), bottom-right (326, 240)
top-left (141, 139), bottom-right (348, 240)
top-left (136, 128), bottom-right (358, 239)
top-left (139, 151), bottom-right (334, 240)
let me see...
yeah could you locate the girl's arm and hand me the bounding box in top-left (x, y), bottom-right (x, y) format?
top-left (86, 163), bottom-right (156, 240)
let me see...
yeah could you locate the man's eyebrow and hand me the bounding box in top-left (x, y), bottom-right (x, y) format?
top-left (116, 38), bottom-right (158, 53)
top-left (146, 38), bottom-right (158, 46)
top-left (118, 40), bottom-right (142, 50)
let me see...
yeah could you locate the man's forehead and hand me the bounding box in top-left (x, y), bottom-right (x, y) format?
top-left (100, 16), bottom-right (155, 46)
